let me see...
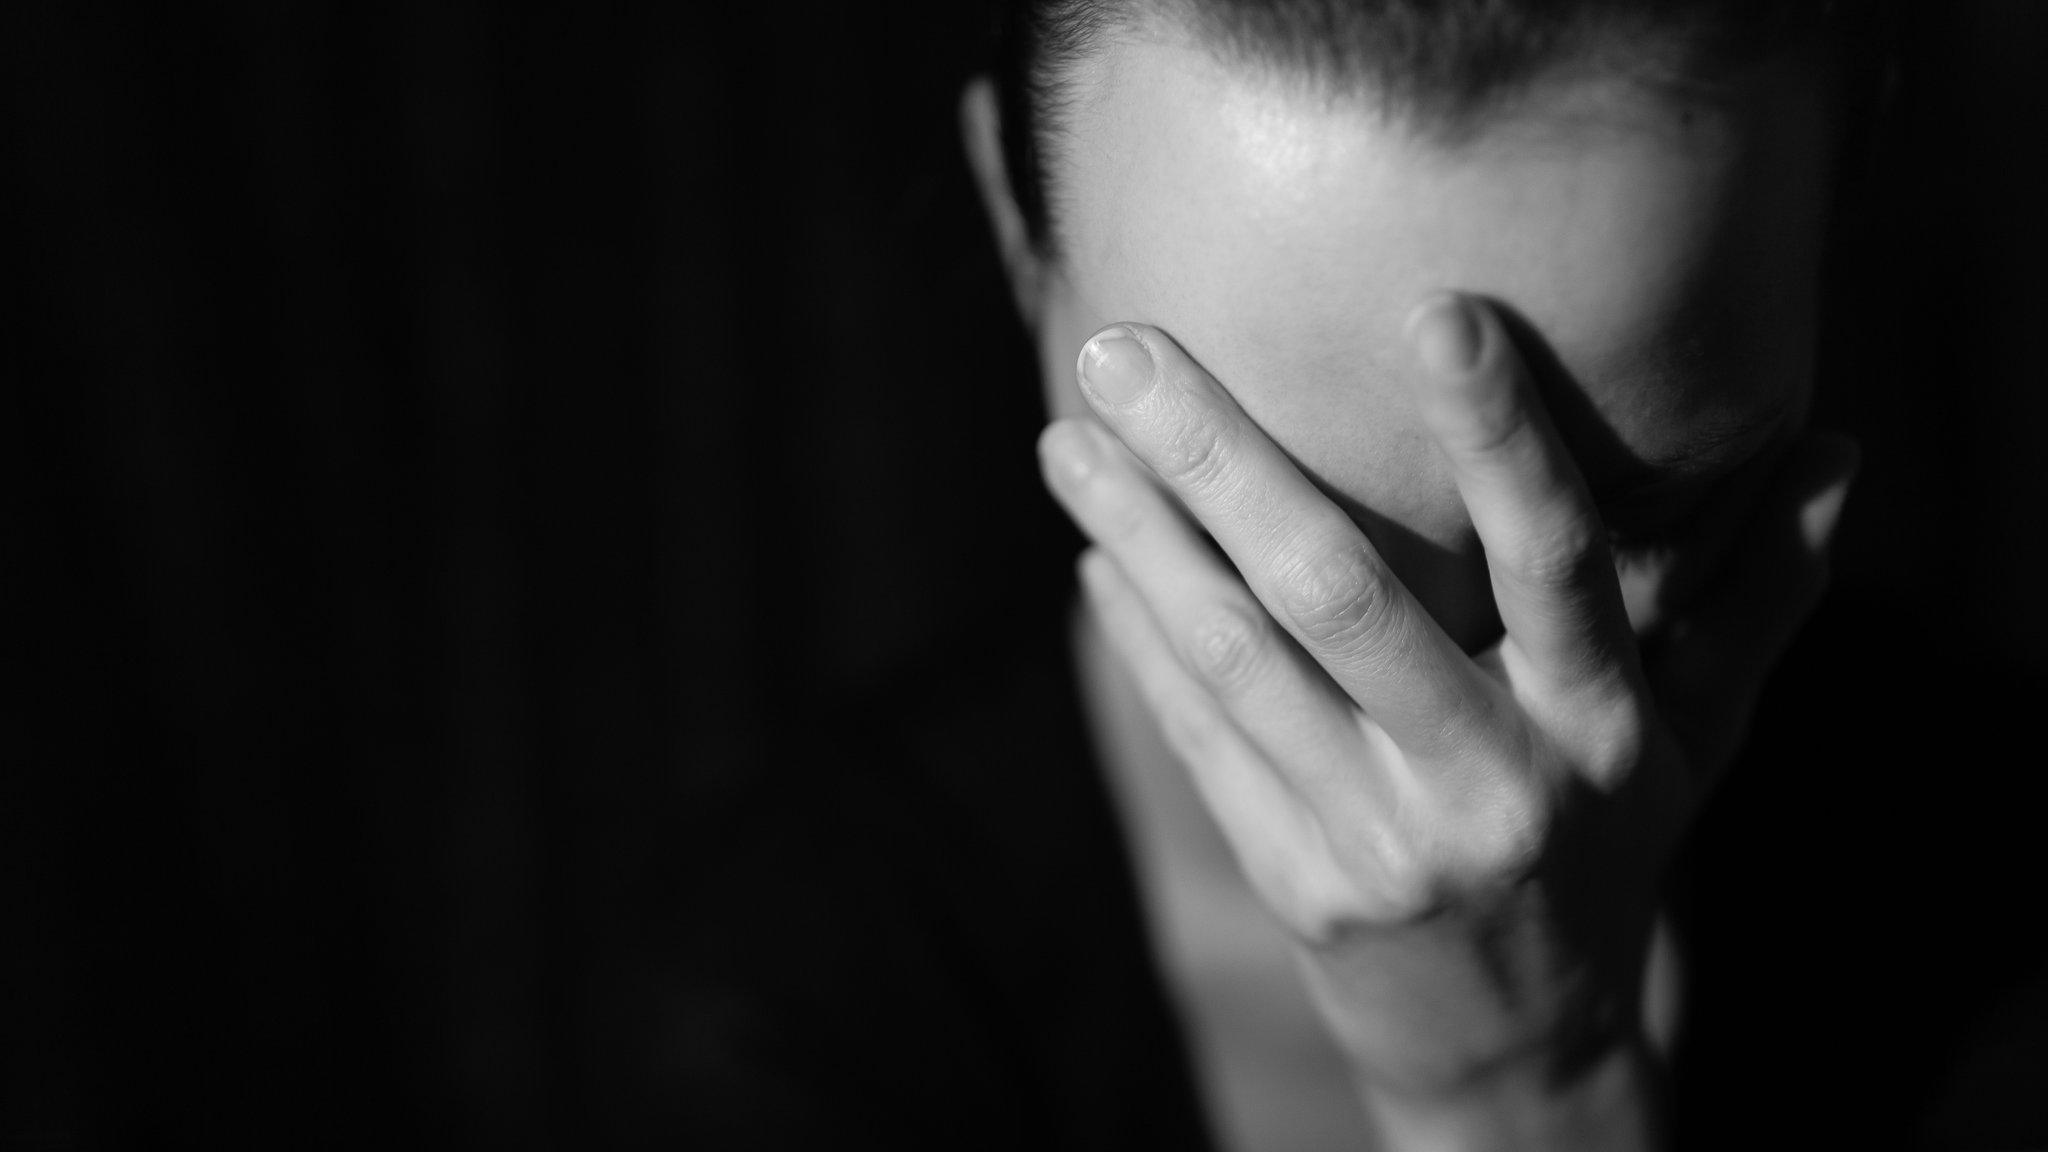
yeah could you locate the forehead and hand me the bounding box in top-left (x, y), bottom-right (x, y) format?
top-left (1046, 34), bottom-right (1834, 526)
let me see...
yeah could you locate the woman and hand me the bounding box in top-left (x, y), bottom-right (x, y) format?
top-left (959, 1), bottom-right (1863, 1147)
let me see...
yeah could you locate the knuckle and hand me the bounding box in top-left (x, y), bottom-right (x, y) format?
top-left (1442, 382), bottom-right (1527, 458)
top-left (1150, 404), bottom-right (1237, 492)
top-left (1462, 784), bottom-right (1551, 880)
top-left (1320, 824), bottom-right (1446, 930)
top-left (1565, 696), bottom-right (1651, 788)
top-left (1262, 818), bottom-right (1452, 943)
top-left (1359, 853), bottom-right (1444, 926)
top-left (1506, 518), bottom-right (1609, 597)
top-left (1277, 541), bottom-right (1394, 651)
top-left (1373, 764), bottom-right (1555, 910)
top-left (1182, 604), bottom-right (1272, 697)
top-left (1253, 861), bottom-right (1356, 945)
top-left (1085, 472), bottom-right (1149, 545)
top-left (1291, 893), bottom-right (1378, 949)
top-left (1155, 699), bottom-right (1227, 768)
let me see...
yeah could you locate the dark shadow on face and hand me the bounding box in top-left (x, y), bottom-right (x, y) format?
top-left (1489, 299), bottom-right (1646, 497)
top-left (1289, 296), bottom-right (1781, 657)
top-left (1306, 477), bottom-right (1505, 655)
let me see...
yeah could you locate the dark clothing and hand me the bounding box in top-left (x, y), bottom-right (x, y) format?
top-left (678, 629), bottom-right (1217, 1149)
top-left (679, 583), bottom-right (2048, 1151)
top-left (1670, 589), bottom-right (2048, 1151)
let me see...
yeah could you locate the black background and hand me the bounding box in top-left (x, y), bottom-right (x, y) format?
top-left (6, 2), bottom-right (2046, 1148)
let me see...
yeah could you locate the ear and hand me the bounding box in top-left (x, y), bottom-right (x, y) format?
top-left (959, 75), bottom-right (1044, 328)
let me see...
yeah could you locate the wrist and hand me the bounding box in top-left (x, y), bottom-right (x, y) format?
top-left (1294, 897), bottom-right (1660, 1093)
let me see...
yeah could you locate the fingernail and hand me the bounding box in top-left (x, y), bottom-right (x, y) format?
top-left (1800, 435), bottom-right (1861, 552)
top-left (1801, 482), bottom-right (1851, 553)
top-left (1038, 419), bottom-right (1098, 489)
top-left (1078, 328), bottom-right (1154, 407)
top-left (1407, 294), bottom-right (1485, 376)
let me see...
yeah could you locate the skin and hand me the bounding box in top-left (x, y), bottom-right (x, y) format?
top-left (990, 29), bottom-right (1841, 651)
top-left (963, 19), bottom-right (1857, 1152)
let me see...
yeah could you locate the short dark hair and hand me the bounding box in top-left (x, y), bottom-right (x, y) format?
top-left (993, 0), bottom-right (1876, 255)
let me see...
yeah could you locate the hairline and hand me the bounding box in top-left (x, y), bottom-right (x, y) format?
top-left (1013, 1), bottom-right (1820, 262)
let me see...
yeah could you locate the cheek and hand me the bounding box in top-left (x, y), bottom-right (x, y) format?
top-left (1035, 275), bottom-right (1112, 423)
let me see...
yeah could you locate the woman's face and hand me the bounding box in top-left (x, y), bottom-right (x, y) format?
top-left (1004, 30), bottom-right (1839, 649)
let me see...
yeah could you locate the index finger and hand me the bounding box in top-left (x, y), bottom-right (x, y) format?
top-left (1075, 323), bottom-right (1493, 754)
